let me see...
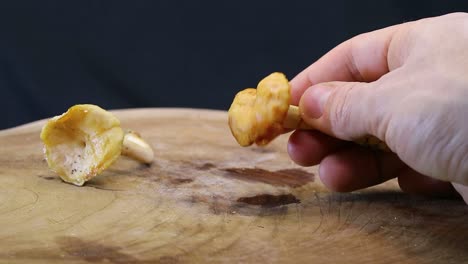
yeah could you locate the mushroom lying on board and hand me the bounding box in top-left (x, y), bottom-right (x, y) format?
top-left (40, 104), bottom-right (154, 186)
top-left (228, 72), bottom-right (389, 151)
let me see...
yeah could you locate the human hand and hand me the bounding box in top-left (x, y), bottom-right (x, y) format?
top-left (287, 13), bottom-right (468, 203)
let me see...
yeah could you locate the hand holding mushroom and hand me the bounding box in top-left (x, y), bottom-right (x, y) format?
top-left (40, 104), bottom-right (154, 186)
top-left (228, 72), bottom-right (389, 151)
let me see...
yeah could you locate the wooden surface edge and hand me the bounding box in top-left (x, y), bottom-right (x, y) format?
top-left (0, 107), bottom-right (227, 136)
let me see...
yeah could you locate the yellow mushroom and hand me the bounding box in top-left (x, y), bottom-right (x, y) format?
top-left (40, 104), bottom-right (154, 186)
top-left (228, 72), bottom-right (291, 146)
top-left (228, 72), bottom-right (390, 151)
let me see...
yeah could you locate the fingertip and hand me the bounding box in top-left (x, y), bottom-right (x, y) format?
top-left (299, 85), bottom-right (333, 120)
top-left (318, 152), bottom-right (371, 192)
top-left (287, 130), bottom-right (345, 167)
top-left (287, 131), bottom-right (318, 166)
top-left (317, 147), bottom-right (404, 193)
top-left (318, 156), bottom-right (351, 192)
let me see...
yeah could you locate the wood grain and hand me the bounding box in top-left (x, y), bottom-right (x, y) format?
top-left (0, 108), bottom-right (467, 264)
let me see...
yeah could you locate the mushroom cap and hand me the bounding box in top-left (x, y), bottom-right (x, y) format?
top-left (228, 88), bottom-right (257, 146)
top-left (40, 104), bottom-right (124, 186)
top-left (228, 72), bottom-right (291, 146)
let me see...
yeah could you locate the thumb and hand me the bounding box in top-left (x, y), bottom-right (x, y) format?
top-left (298, 81), bottom-right (380, 141)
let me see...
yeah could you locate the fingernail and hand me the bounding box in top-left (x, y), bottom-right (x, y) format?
top-left (300, 86), bottom-right (332, 119)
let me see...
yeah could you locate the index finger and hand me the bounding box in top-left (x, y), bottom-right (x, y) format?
top-left (290, 24), bottom-right (407, 105)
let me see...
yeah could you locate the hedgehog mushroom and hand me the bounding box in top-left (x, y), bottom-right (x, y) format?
top-left (228, 72), bottom-right (292, 146)
top-left (40, 104), bottom-right (154, 186)
top-left (228, 72), bottom-right (389, 151)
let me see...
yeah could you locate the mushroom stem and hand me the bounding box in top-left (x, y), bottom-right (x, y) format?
top-left (282, 105), bottom-right (390, 151)
top-left (282, 105), bottom-right (313, 130)
top-left (122, 131), bottom-right (154, 164)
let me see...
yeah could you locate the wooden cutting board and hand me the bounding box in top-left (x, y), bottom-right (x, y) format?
top-left (0, 108), bottom-right (467, 264)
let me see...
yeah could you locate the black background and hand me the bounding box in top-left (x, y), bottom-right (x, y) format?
top-left (1, 1), bottom-right (468, 129)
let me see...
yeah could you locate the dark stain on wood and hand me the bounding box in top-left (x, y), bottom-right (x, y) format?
top-left (237, 193), bottom-right (300, 208)
top-left (250, 147), bottom-right (275, 154)
top-left (188, 194), bottom-right (230, 215)
top-left (169, 178), bottom-right (194, 185)
top-left (223, 167), bottom-right (314, 187)
top-left (187, 193), bottom-right (293, 216)
top-left (186, 189), bottom-right (285, 215)
top-left (56, 236), bottom-right (141, 263)
top-left (196, 162), bottom-right (215, 171)
top-left (140, 163), bottom-right (152, 169)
